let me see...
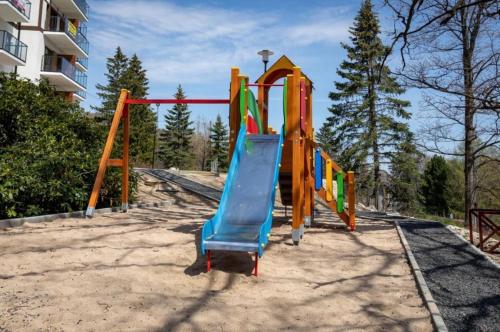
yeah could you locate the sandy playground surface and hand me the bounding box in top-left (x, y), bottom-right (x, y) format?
top-left (0, 175), bottom-right (432, 331)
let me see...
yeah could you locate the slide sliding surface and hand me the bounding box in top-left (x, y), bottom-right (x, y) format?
top-left (201, 125), bottom-right (283, 257)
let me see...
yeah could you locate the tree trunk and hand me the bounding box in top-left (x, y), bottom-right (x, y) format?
top-left (368, 66), bottom-right (380, 211)
top-left (461, 8), bottom-right (476, 226)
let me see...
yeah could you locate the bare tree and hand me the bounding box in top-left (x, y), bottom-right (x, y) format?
top-left (191, 116), bottom-right (212, 171)
top-left (384, 0), bottom-right (499, 223)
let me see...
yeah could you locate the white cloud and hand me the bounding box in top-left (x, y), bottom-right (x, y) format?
top-left (88, 0), bottom-right (352, 84)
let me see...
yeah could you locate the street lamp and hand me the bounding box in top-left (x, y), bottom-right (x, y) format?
top-left (258, 49), bottom-right (274, 72)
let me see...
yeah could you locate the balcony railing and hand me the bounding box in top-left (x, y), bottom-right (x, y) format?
top-left (74, 0), bottom-right (89, 18)
top-left (75, 90), bottom-right (86, 99)
top-left (48, 16), bottom-right (89, 54)
top-left (0, 30), bottom-right (27, 62)
top-left (76, 57), bottom-right (88, 69)
top-left (78, 21), bottom-right (87, 37)
top-left (41, 55), bottom-right (87, 88)
top-left (3, 0), bottom-right (31, 19)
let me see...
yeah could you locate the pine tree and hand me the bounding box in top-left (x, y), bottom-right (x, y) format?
top-left (209, 114), bottom-right (229, 171)
top-left (92, 47), bottom-right (128, 122)
top-left (389, 133), bottom-right (422, 213)
top-left (323, 0), bottom-right (411, 210)
top-left (122, 54), bottom-right (156, 165)
top-left (422, 155), bottom-right (451, 216)
top-left (316, 123), bottom-right (335, 156)
top-left (159, 85), bottom-right (194, 169)
top-left (93, 49), bottom-right (156, 165)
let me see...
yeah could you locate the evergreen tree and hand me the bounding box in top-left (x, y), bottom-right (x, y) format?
top-left (209, 114), bottom-right (229, 171)
top-left (122, 54), bottom-right (156, 165)
top-left (159, 85), bottom-right (194, 169)
top-left (316, 123), bottom-right (335, 156)
top-left (421, 155), bottom-right (451, 216)
top-left (93, 49), bottom-right (156, 165)
top-left (92, 47), bottom-right (128, 121)
top-left (323, 0), bottom-right (411, 210)
top-left (389, 133), bottom-right (422, 213)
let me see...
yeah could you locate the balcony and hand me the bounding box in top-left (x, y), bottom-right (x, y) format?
top-left (40, 55), bottom-right (87, 92)
top-left (0, 30), bottom-right (27, 66)
top-left (73, 89), bottom-right (86, 102)
top-left (75, 56), bottom-right (87, 72)
top-left (0, 0), bottom-right (31, 23)
top-left (50, 0), bottom-right (88, 21)
top-left (44, 16), bottom-right (89, 58)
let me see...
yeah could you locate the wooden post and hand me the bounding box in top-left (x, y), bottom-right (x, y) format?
top-left (469, 209), bottom-right (474, 244)
top-left (478, 212), bottom-right (484, 251)
top-left (347, 171), bottom-right (356, 231)
top-left (304, 80), bottom-right (314, 226)
top-left (121, 103), bottom-right (130, 212)
top-left (86, 89), bottom-right (129, 217)
top-left (291, 67), bottom-right (303, 244)
top-left (228, 67), bottom-right (240, 162)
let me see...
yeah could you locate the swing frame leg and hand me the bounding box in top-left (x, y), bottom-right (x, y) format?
top-left (253, 252), bottom-right (259, 277)
top-left (206, 250), bottom-right (211, 272)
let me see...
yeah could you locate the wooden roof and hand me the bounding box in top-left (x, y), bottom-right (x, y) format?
top-left (255, 55), bottom-right (313, 84)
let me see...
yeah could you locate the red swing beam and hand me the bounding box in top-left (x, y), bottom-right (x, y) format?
top-left (125, 98), bottom-right (230, 105)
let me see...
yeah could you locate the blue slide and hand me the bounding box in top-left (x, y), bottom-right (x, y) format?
top-left (201, 125), bottom-right (284, 258)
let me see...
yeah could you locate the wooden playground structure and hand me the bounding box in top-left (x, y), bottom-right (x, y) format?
top-left (86, 55), bottom-right (356, 244)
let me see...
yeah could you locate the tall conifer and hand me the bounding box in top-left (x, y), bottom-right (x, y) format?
top-left (324, 0), bottom-right (411, 210)
top-left (159, 85), bottom-right (194, 169)
top-left (209, 114), bottom-right (229, 171)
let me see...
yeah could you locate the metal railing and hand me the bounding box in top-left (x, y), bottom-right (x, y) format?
top-left (48, 16), bottom-right (89, 54)
top-left (75, 90), bottom-right (86, 99)
top-left (74, 0), bottom-right (89, 18)
top-left (0, 30), bottom-right (27, 62)
top-left (76, 57), bottom-right (88, 69)
top-left (2, 0), bottom-right (31, 19)
top-left (41, 55), bottom-right (87, 88)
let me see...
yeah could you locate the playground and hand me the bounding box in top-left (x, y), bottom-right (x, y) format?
top-left (0, 179), bottom-right (432, 331)
top-left (1, 55), bottom-right (498, 332)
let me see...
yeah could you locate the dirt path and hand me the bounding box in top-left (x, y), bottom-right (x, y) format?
top-left (0, 192), bottom-right (432, 331)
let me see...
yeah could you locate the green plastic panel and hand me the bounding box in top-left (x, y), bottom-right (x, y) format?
top-left (337, 172), bottom-right (344, 213)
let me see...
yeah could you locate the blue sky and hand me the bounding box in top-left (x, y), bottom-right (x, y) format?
top-left (83, 0), bottom-right (422, 131)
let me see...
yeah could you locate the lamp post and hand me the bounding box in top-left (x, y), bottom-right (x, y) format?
top-left (257, 49), bottom-right (274, 72)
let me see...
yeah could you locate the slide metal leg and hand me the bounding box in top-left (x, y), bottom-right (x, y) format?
top-left (292, 228), bottom-right (301, 245)
top-left (253, 252), bottom-right (259, 277)
top-left (207, 250), bottom-right (211, 272)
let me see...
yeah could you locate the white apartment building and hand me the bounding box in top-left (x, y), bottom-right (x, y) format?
top-left (0, 0), bottom-right (88, 102)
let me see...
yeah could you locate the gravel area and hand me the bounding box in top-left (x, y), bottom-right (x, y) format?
top-left (399, 221), bottom-right (500, 332)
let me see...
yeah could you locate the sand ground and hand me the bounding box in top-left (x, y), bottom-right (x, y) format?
top-left (0, 177), bottom-right (432, 331)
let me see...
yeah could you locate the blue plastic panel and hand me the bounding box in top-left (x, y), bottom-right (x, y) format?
top-left (315, 148), bottom-right (323, 191)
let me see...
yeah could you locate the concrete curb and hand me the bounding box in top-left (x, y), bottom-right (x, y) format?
top-left (444, 225), bottom-right (500, 270)
top-left (395, 221), bottom-right (448, 332)
top-left (0, 200), bottom-right (172, 229)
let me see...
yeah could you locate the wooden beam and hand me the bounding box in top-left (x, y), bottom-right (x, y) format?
top-left (86, 89), bottom-right (129, 217)
top-left (121, 103), bottom-right (130, 211)
top-left (107, 159), bottom-right (123, 167)
top-left (347, 171), bottom-right (356, 231)
top-left (291, 67), bottom-right (303, 242)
